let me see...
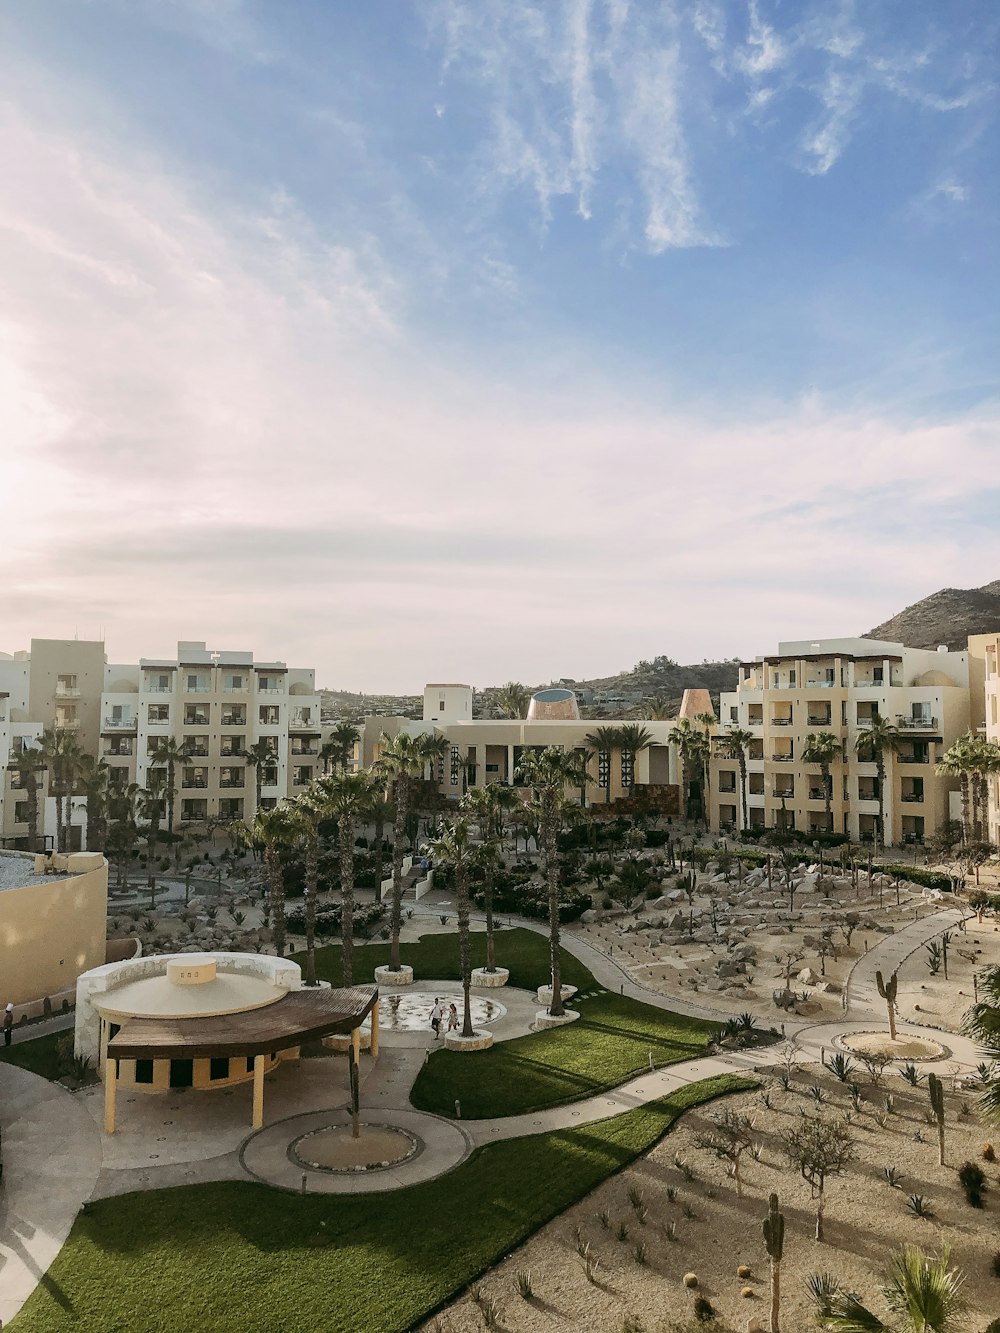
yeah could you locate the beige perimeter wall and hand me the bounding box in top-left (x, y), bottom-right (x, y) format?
top-left (0, 859), bottom-right (108, 1006)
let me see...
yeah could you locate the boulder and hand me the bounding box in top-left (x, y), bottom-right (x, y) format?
top-left (716, 961), bottom-right (745, 978)
top-left (580, 909), bottom-right (598, 924)
top-left (797, 967), bottom-right (819, 985)
top-left (814, 980), bottom-right (841, 994)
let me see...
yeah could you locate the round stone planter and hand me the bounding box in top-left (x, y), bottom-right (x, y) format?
top-left (324, 1026), bottom-right (371, 1054)
top-left (444, 1029), bottom-right (494, 1052)
top-left (472, 967), bottom-right (509, 989)
top-left (536, 983), bottom-right (577, 1006)
top-left (534, 1008), bottom-right (580, 1029)
top-left (375, 964), bottom-right (414, 987)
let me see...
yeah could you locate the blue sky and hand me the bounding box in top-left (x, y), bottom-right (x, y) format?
top-left (1, 1), bottom-right (997, 689)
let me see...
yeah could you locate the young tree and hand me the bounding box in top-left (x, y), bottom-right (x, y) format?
top-left (695, 1109), bottom-right (756, 1198)
top-left (516, 746), bottom-right (591, 1017)
top-left (780, 1115), bottom-right (855, 1241)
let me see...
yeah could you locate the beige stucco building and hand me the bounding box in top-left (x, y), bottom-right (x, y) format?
top-left (709, 636), bottom-right (972, 845)
top-left (362, 684), bottom-right (681, 807)
top-left (968, 632), bottom-right (1000, 846)
top-left (0, 849), bottom-right (108, 1006)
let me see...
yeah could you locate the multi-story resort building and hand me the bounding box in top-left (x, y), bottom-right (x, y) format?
top-left (709, 637), bottom-right (971, 844)
top-left (0, 638), bottom-right (323, 847)
top-left (968, 632), bottom-right (1000, 846)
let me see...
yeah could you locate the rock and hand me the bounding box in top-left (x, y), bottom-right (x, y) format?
top-left (814, 980), bottom-right (841, 993)
top-left (667, 889), bottom-right (685, 902)
top-left (651, 896), bottom-right (673, 911)
top-left (668, 912), bottom-right (685, 930)
top-left (716, 962), bottom-right (745, 978)
top-left (796, 967), bottom-right (819, 985)
top-left (580, 909), bottom-right (597, 924)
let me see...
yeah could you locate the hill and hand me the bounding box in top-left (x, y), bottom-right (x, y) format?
top-left (864, 580), bottom-right (1000, 651)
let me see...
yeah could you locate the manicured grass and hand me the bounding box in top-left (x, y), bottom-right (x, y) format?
top-left (300, 925), bottom-right (594, 993)
top-left (410, 991), bottom-right (721, 1118)
top-left (0, 1028), bottom-right (66, 1081)
top-left (13, 1074), bottom-right (753, 1333)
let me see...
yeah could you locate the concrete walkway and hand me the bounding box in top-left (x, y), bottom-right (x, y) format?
top-left (0, 1063), bottom-right (103, 1327)
top-left (845, 905), bottom-right (969, 1015)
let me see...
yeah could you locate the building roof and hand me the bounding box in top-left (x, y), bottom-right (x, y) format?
top-left (678, 689), bottom-right (715, 720)
top-left (107, 985), bottom-right (378, 1061)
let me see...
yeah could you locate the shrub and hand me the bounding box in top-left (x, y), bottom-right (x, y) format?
top-left (692, 1294), bottom-right (715, 1321)
top-left (983, 1142), bottom-right (996, 1162)
top-left (683, 1272), bottom-right (699, 1288)
top-left (958, 1160), bottom-right (987, 1207)
top-left (737, 1264), bottom-right (751, 1278)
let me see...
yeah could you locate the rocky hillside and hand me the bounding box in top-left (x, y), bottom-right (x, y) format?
top-left (864, 581), bottom-right (1000, 650)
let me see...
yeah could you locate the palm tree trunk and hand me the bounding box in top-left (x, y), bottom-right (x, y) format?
top-left (340, 815), bottom-right (355, 987)
top-left (389, 780), bottom-right (407, 971)
top-left (266, 845), bottom-right (286, 957)
top-left (304, 831), bottom-right (318, 985)
top-left (26, 773), bottom-right (40, 853)
top-left (960, 773), bottom-right (971, 844)
top-left (457, 865), bottom-right (474, 1037)
top-left (876, 754), bottom-right (886, 850)
top-left (739, 753), bottom-right (748, 831)
top-left (822, 761), bottom-right (832, 831)
top-left (484, 863), bottom-right (496, 972)
top-left (544, 796), bottom-right (563, 1017)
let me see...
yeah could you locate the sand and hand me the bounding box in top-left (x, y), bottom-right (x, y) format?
top-left (842, 1032), bottom-right (946, 1061)
top-left (294, 1124), bottom-right (414, 1170)
top-left (423, 1063), bottom-right (1000, 1332)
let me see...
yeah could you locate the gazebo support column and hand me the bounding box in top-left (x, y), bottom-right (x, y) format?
top-left (351, 1026), bottom-right (361, 1064)
top-left (370, 1000), bottom-right (380, 1059)
top-left (252, 1054), bottom-right (265, 1129)
top-left (104, 1058), bottom-right (118, 1135)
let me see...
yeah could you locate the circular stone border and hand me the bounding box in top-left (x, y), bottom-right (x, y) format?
top-left (290, 1122), bottom-right (420, 1174)
top-left (444, 1029), bottom-right (494, 1051)
top-left (835, 1030), bottom-right (951, 1063)
top-left (375, 964), bottom-right (414, 986)
top-left (472, 967), bottom-right (509, 988)
top-left (534, 1008), bottom-right (581, 1029)
top-left (537, 983), bottom-right (577, 1005)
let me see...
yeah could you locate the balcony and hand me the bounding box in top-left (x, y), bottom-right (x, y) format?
top-left (55, 686), bottom-right (80, 699)
top-left (804, 680), bottom-right (835, 689)
top-left (55, 718), bottom-right (80, 731)
top-left (182, 777), bottom-right (208, 789)
top-left (897, 715), bottom-right (937, 730)
top-left (219, 778), bottom-right (245, 789)
top-left (901, 792), bottom-right (924, 803)
top-left (104, 743), bottom-right (134, 757)
top-left (184, 714), bottom-right (210, 729)
top-left (103, 715), bottom-right (137, 731)
top-left (771, 717), bottom-right (794, 727)
top-left (898, 753), bottom-right (928, 765)
top-left (221, 714), bottom-right (246, 728)
top-left (772, 789), bottom-right (795, 799)
top-left (771, 754), bottom-right (794, 763)
top-left (289, 714), bottom-right (319, 732)
top-left (184, 684), bottom-right (211, 694)
top-left (144, 684), bottom-right (172, 694)
top-left (806, 715), bottom-right (831, 727)
top-left (258, 686), bottom-right (284, 695)
top-left (184, 746), bottom-right (210, 758)
top-left (291, 745), bottom-right (319, 756)
top-left (808, 788), bottom-right (826, 801)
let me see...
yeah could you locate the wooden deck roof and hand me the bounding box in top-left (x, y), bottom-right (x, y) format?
top-left (106, 984), bottom-right (378, 1062)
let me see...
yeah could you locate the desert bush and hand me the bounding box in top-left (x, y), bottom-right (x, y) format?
top-left (958, 1160), bottom-right (987, 1207)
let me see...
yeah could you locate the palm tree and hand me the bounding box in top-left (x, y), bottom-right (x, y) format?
top-left (76, 754), bottom-right (111, 853)
top-left (287, 787), bottom-right (326, 986)
top-left (854, 713), bottom-right (901, 849)
top-left (148, 736), bottom-right (188, 863)
top-left (669, 718), bottom-right (701, 823)
top-left (802, 731), bottom-right (843, 833)
top-left (616, 723), bottom-right (653, 793)
top-left (321, 721), bottom-right (361, 776)
top-left (375, 731), bottom-right (449, 972)
top-left (722, 727), bottom-right (755, 831)
top-left (107, 781), bottom-right (142, 891)
top-left (36, 727), bottom-right (84, 852)
top-left (815, 1245), bottom-right (967, 1331)
top-left (238, 804), bottom-right (296, 958)
top-left (584, 726), bottom-right (622, 804)
top-left (461, 783), bottom-right (517, 973)
top-left (516, 746), bottom-right (590, 1017)
top-left (315, 771), bottom-right (377, 988)
top-left (936, 735), bottom-right (975, 845)
top-left (427, 817), bottom-right (477, 1037)
top-left (12, 742), bottom-right (47, 852)
top-left (140, 769), bottom-right (167, 869)
top-left (963, 963), bottom-right (1000, 1125)
top-left (239, 738), bottom-right (276, 819)
top-left (496, 681), bottom-right (530, 720)
top-left (645, 696), bottom-right (675, 721)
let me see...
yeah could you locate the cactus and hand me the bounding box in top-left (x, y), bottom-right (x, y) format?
top-left (762, 1191), bottom-right (784, 1333)
top-left (875, 969), bottom-right (898, 1041)
top-left (928, 1073), bottom-right (945, 1166)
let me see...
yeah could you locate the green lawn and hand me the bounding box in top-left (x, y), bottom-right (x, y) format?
top-left (0, 1028), bottom-right (66, 1081)
top-left (13, 1074), bottom-right (753, 1333)
top-left (299, 925), bottom-right (594, 993)
top-left (411, 991), bottom-right (720, 1118)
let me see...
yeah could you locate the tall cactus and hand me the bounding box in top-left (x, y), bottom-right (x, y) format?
top-left (928, 1072), bottom-right (945, 1166)
top-left (762, 1191), bottom-right (784, 1333)
top-left (875, 969), bottom-right (898, 1041)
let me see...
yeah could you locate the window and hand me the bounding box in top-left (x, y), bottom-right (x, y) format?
top-left (148, 704), bottom-right (169, 724)
top-left (259, 706), bottom-right (279, 726)
top-left (729, 706), bottom-right (738, 722)
top-left (219, 798), bottom-right (243, 820)
top-left (134, 1059), bottom-right (154, 1085)
top-left (222, 706), bottom-right (247, 726)
top-left (14, 801), bottom-right (29, 823)
top-left (788, 670), bottom-right (796, 686)
top-left (210, 1057), bottom-right (230, 1081)
top-left (439, 699), bottom-right (445, 711)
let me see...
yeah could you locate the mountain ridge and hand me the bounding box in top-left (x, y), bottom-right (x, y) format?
top-left (864, 580), bottom-right (1000, 651)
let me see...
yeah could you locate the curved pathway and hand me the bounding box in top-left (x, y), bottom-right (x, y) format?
top-left (843, 904), bottom-right (969, 1016)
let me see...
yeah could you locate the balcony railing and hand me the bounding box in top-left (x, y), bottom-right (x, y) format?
top-left (144, 684), bottom-right (172, 694)
top-left (898, 716), bottom-right (937, 730)
top-left (221, 715), bottom-right (246, 727)
top-left (104, 744), bottom-right (134, 757)
top-left (55, 718), bottom-right (80, 730)
top-left (898, 754), bottom-right (928, 765)
top-left (901, 792), bottom-right (924, 803)
top-left (771, 718), bottom-right (794, 726)
top-left (55, 686), bottom-right (80, 699)
top-left (807, 716), bottom-right (831, 726)
top-left (804, 680), bottom-right (836, 689)
top-left (184, 715), bottom-right (210, 728)
top-left (772, 789), bottom-right (794, 799)
top-left (183, 684), bottom-right (211, 694)
top-left (219, 749), bottom-right (245, 759)
top-left (184, 747), bottom-right (210, 758)
top-left (291, 746), bottom-right (319, 756)
top-left (219, 778), bottom-right (245, 789)
top-left (182, 777), bottom-right (208, 788)
top-left (258, 686), bottom-right (284, 695)
top-left (289, 715), bottom-right (318, 731)
top-left (103, 716), bottom-right (136, 730)
top-left (771, 754), bottom-right (794, 762)
top-left (808, 788), bottom-right (826, 800)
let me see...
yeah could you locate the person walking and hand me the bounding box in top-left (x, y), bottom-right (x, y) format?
top-left (446, 1003), bottom-right (459, 1034)
top-left (3, 1003), bottom-right (13, 1046)
top-left (429, 998), bottom-right (443, 1040)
